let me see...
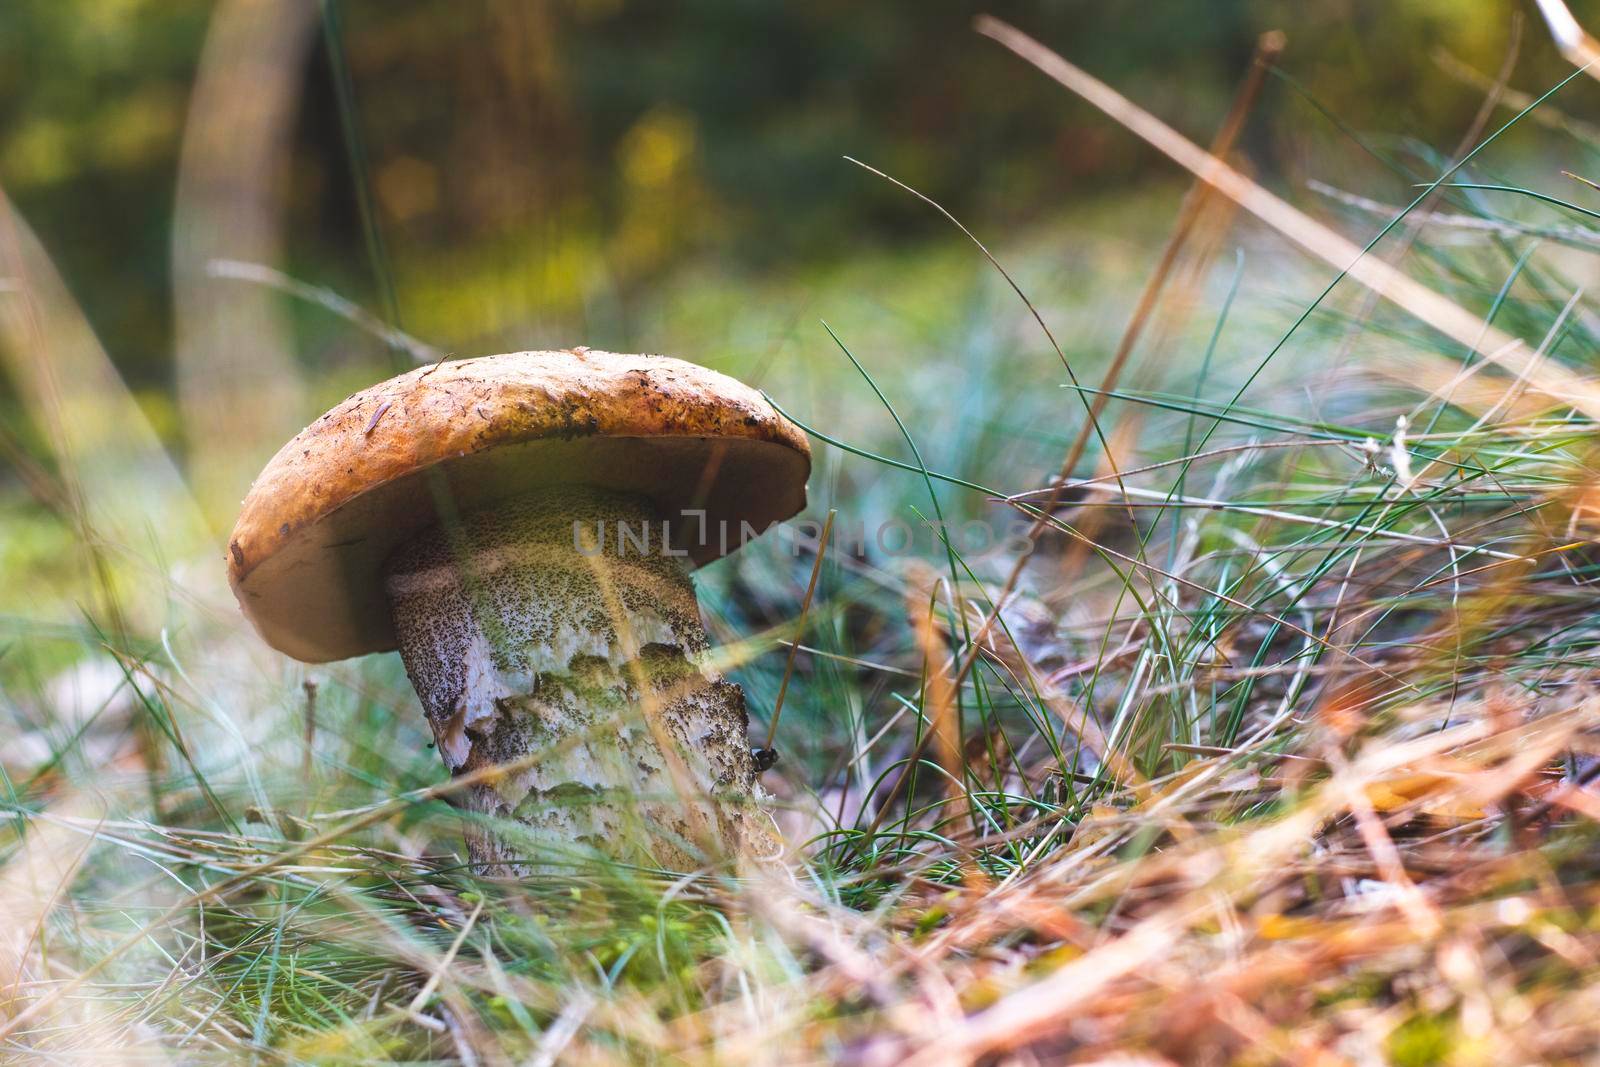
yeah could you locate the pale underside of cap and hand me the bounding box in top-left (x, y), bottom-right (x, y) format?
top-left (228, 349), bottom-right (811, 663)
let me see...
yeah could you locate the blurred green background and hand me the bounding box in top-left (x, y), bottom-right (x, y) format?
top-left (0, 0), bottom-right (1573, 395)
top-left (4, 0), bottom-right (1598, 642)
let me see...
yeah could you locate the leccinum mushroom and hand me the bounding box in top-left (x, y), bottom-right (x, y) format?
top-left (228, 349), bottom-right (810, 870)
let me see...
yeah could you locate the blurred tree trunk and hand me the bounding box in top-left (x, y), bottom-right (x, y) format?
top-left (173, 0), bottom-right (318, 527)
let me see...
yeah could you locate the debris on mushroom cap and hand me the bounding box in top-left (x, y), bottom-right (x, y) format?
top-left (227, 349), bottom-right (811, 664)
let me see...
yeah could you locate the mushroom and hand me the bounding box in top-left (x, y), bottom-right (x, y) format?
top-left (228, 349), bottom-right (810, 871)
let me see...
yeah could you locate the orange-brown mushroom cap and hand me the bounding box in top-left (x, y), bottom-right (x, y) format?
top-left (228, 349), bottom-right (811, 663)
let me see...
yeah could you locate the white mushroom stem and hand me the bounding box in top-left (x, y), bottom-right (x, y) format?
top-left (382, 486), bottom-right (774, 872)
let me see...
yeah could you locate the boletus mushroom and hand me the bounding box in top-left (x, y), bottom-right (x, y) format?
top-left (228, 349), bottom-right (810, 871)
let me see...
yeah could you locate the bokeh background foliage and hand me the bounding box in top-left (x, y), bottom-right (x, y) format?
top-left (0, 0), bottom-right (1576, 621)
top-left (0, 0), bottom-right (1560, 391)
top-left (4, 0), bottom-right (1600, 1062)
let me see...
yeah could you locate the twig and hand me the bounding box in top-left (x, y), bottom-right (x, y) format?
top-left (1308, 179), bottom-right (1600, 247)
top-left (405, 898), bottom-right (484, 1016)
top-left (206, 258), bottom-right (442, 363)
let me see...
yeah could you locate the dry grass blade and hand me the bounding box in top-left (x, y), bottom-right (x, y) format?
top-left (1535, 0), bottom-right (1600, 71)
top-left (909, 567), bottom-right (965, 814)
top-left (403, 898), bottom-right (483, 1018)
top-left (895, 709), bottom-right (1585, 1064)
top-left (0, 190), bottom-right (211, 558)
top-left (975, 15), bottom-right (1600, 421)
top-left (945, 28), bottom-right (1285, 694)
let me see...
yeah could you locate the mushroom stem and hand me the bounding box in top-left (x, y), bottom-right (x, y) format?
top-left (383, 486), bottom-right (773, 872)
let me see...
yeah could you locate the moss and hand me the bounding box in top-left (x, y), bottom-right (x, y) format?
top-left (1387, 1012), bottom-right (1457, 1067)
